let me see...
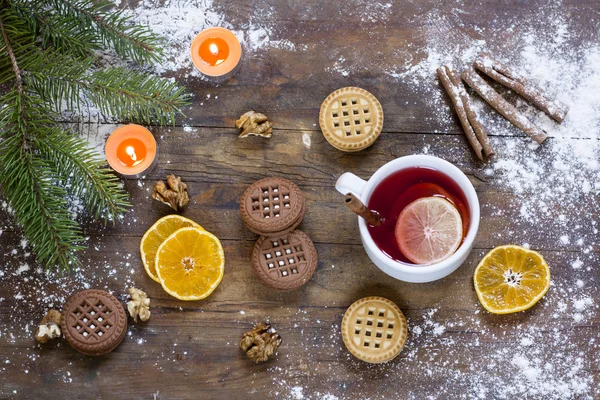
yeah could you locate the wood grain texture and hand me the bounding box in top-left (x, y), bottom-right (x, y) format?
top-left (1, 0), bottom-right (600, 399)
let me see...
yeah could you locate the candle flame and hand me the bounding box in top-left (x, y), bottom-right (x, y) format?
top-left (209, 43), bottom-right (219, 56)
top-left (126, 145), bottom-right (137, 161)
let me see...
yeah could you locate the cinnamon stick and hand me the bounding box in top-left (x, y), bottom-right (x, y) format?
top-left (474, 53), bottom-right (568, 123)
top-left (461, 69), bottom-right (547, 144)
top-left (344, 193), bottom-right (382, 226)
top-left (437, 65), bottom-right (494, 159)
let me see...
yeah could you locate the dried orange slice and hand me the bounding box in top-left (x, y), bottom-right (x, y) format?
top-left (156, 227), bottom-right (224, 300)
top-left (140, 215), bottom-right (203, 282)
top-left (394, 197), bottom-right (463, 264)
top-left (474, 245), bottom-right (550, 314)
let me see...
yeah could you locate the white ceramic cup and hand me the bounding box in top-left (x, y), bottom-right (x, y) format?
top-left (335, 155), bottom-right (480, 283)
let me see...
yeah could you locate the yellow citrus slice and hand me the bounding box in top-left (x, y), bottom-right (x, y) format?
top-left (474, 245), bottom-right (550, 314)
top-left (395, 197), bottom-right (463, 264)
top-left (140, 215), bottom-right (203, 282)
top-left (156, 227), bottom-right (224, 300)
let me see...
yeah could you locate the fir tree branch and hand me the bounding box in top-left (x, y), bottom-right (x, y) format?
top-left (0, 91), bottom-right (84, 269)
top-left (10, 0), bottom-right (95, 59)
top-left (0, 6), bottom-right (46, 85)
top-left (42, 0), bottom-right (162, 64)
top-left (34, 128), bottom-right (131, 220)
top-left (0, 9), bottom-right (129, 270)
top-left (0, 0), bottom-right (188, 271)
top-left (0, 12), bottom-right (22, 93)
top-left (85, 67), bottom-right (190, 124)
top-left (26, 60), bottom-right (190, 124)
top-left (23, 52), bottom-right (93, 111)
top-left (0, 15), bottom-right (83, 267)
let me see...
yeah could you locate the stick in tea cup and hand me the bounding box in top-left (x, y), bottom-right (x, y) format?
top-left (344, 193), bottom-right (382, 226)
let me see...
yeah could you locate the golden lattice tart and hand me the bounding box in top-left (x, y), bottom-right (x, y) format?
top-left (319, 87), bottom-right (384, 152)
top-left (341, 296), bottom-right (407, 363)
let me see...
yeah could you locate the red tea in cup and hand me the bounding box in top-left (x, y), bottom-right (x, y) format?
top-left (366, 167), bottom-right (470, 264)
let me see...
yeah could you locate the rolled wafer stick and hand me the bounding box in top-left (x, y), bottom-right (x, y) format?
top-left (437, 65), bottom-right (494, 159)
top-left (461, 70), bottom-right (547, 144)
top-left (344, 193), bottom-right (382, 226)
top-left (474, 53), bottom-right (568, 123)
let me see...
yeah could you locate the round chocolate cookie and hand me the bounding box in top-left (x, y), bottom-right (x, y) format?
top-left (61, 289), bottom-right (127, 356)
top-left (251, 230), bottom-right (317, 290)
top-left (240, 177), bottom-right (306, 236)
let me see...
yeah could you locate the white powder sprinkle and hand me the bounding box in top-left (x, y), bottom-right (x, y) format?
top-left (302, 133), bottom-right (311, 149)
top-left (290, 386), bottom-right (305, 399)
top-left (15, 264), bottom-right (29, 275)
top-left (432, 324), bottom-right (446, 336)
top-left (571, 259), bottom-right (583, 269)
top-left (573, 297), bottom-right (593, 311)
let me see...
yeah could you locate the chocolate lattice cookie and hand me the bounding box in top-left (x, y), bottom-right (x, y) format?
top-left (251, 230), bottom-right (317, 290)
top-left (61, 289), bottom-right (127, 356)
top-left (240, 177), bottom-right (306, 236)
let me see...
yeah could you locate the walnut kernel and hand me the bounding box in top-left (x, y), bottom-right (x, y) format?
top-left (236, 111), bottom-right (273, 138)
top-left (151, 175), bottom-right (189, 211)
top-left (35, 309), bottom-right (62, 344)
top-left (127, 287), bottom-right (151, 322)
top-left (240, 322), bottom-right (281, 363)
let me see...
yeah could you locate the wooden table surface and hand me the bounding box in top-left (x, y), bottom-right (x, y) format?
top-left (1, 1), bottom-right (599, 399)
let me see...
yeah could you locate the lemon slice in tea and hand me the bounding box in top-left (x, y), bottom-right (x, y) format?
top-left (394, 197), bottom-right (463, 264)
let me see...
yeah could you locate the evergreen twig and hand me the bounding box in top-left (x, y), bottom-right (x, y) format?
top-left (11, 0), bottom-right (94, 58)
top-left (34, 129), bottom-right (131, 220)
top-left (24, 52), bottom-right (189, 124)
top-left (41, 0), bottom-right (163, 63)
top-left (0, 1), bottom-right (189, 270)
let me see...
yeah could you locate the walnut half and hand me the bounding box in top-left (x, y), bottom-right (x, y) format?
top-left (236, 111), bottom-right (273, 138)
top-left (151, 175), bottom-right (189, 211)
top-left (127, 287), bottom-right (151, 323)
top-left (240, 322), bottom-right (281, 363)
top-left (35, 309), bottom-right (62, 344)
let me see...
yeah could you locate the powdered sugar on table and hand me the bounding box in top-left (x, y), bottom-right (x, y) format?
top-left (1, 0), bottom-right (599, 399)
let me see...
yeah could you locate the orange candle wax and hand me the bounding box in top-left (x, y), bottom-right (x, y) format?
top-left (105, 124), bottom-right (157, 179)
top-left (191, 27), bottom-right (242, 81)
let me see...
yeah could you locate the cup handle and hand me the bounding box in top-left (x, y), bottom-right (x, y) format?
top-left (335, 172), bottom-right (367, 197)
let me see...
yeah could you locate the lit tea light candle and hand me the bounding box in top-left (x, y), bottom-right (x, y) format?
top-left (105, 124), bottom-right (157, 179)
top-left (191, 27), bottom-right (242, 81)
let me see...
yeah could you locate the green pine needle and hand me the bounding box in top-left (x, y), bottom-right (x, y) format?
top-left (39, 0), bottom-right (163, 64)
top-left (86, 67), bottom-right (189, 125)
top-left (11, 0), bottom-right (95, 58)
top-left (0, 91), bottom-right (85, 269)
top-left (0, 0), bottom-right (189, 271)
top-left (34, 128), bottom-right (131, 221)
top-left (24, 52), bottom-right (190, 124)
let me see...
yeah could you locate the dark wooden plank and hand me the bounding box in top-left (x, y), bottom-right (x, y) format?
top-left (0, 127), bottom-right (594, 252)
top-left (2, 0), bottom-right (600, 398)
top-left (143, 0), bottom-right (600, 135)
top-left (0, 126), bottom-right (599, 398)
top-left (0, 233), bottom-right (597, 398)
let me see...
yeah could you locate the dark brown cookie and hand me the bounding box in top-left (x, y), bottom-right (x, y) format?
top-left (240, 177), bottom-right (306, 236)
top-left (61, 289), bottom-right (127, 356)
top-left (251, 230), bottom-right (317, 290)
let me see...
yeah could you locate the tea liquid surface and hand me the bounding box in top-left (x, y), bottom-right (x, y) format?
top-left (366, 167), bottom-right (470, 264)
